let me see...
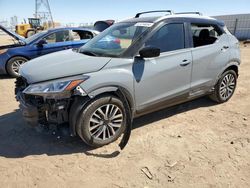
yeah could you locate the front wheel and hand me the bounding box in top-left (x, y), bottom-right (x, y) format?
top-left (76, 95), bottom-right (127, 147)
top-left (209, 70), bottom-right (237, 103)
top-left (6, 56), bottom-right (28, 78)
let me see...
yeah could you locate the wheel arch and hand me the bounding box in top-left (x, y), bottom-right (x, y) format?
top-left (220, 58), bottom-right (240, 77)
top-left (223, 64), bottom-right (239, 77)
top-left (69, 85), bottom-right (135, 136)
top-left (5, 55), bottom-right (30, 75)
top-left (212, 59), bottom-right (240, 90)
top-left (87, 85), bottom-right (135, 114)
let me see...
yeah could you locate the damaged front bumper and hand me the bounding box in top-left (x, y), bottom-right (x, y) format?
top-left (15, 77), bottom-right (132, 149)
top-left (17, 92), bottom-right (39, 127)
top-left (15, 76), bottom-right (89, 135)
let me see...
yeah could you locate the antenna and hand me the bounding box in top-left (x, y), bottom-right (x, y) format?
top-left (35, 0), bottom-right (54, 27)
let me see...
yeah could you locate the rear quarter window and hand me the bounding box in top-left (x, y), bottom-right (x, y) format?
top-left (191, 23), bottom-right (224, 47)
top-left (71, 30), bottom-right (94, 40)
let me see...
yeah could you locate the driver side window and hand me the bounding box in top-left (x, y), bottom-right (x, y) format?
top-left (43, 30), bottom-right (71, 44)
top-left (145, 23), bottom-right (185, 53)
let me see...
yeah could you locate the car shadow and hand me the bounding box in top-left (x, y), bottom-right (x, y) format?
top-left (0, 109), bottom-right (96, 158)
top-left (0, 75), bottom-right (13, 79)
top-left (133, 97), bottom-right (216, 129)
top-left (0, 97), bottom-right (217, 158)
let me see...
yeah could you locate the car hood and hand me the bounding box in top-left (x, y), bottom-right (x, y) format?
top-left (20, 49), bottom-right (112, 83)
top-left (0, 25), bottom-right (25, 42)
top-left (0, 25), bottom-right (26, 49)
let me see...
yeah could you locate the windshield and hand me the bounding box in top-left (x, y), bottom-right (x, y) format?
top-left (79, 22), bottom-right (151, 57)
top-left (25, 30), bottom-right (48, 43)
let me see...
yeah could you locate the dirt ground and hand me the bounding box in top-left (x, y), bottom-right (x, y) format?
top-left (0, 46), bottom-right (249, 188)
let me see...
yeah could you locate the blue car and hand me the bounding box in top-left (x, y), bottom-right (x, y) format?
top-left (0, 25), bottom-right (99, 77)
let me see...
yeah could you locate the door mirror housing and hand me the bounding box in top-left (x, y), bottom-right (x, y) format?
top-left (37, 39), bottom-right (47, 47)
top-left (139, 46), bottom-right (160, 58)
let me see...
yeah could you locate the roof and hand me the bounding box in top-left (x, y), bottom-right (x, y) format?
top-left (120, 14), bottom-right (224, 26)
top-left (46, 27), bottom-right (98, 33)
top-left (121, 16), bottom-right (161, 23)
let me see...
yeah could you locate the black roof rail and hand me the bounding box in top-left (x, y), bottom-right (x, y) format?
top-left (135, 10), bottom-right (174, 18)
top-left (175, 12), bottom-right (203, 16)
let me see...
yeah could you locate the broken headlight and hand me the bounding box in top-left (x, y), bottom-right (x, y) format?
top-left (23, 78), bottom-right (87, 95)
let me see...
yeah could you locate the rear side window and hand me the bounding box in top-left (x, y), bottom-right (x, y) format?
top-left (145, 23), bottom-right (185, 53)
top-left (71, 30), bottom-right (94, 41)
top-left (191, 24), bottom-right (223, 47)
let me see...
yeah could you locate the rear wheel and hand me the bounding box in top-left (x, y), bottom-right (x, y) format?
top-left (76, 95), bottom-right (126, 147)
top-left (209, 70), bottom-right (237, 103)
top-left (6, 56), bottom-right (28, 78)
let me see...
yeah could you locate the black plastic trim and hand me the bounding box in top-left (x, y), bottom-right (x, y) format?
top-left (135, 92), bottom-right (189, 117)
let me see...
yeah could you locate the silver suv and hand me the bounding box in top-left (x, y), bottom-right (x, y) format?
top-left (16, 11), bottom-right (241, 148)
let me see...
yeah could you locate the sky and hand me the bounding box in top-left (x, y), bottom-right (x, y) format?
top-left (0, 0), bottom-right (249, 25)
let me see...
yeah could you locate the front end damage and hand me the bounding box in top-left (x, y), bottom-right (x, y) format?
top-left (15, 76), bottom-right (132, 149)
top-left (15, 76), bottom-right (90, 136)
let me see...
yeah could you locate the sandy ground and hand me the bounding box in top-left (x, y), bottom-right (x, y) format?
top-left (0, 46), bottom-right (249, 188)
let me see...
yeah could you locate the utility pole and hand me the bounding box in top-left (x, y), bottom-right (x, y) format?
top-left (35, 0), bottom-right (54, 28)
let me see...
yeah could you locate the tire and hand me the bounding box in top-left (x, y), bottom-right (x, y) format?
top-left (209, 70), bottom-right (237, 103)
top-left (6, 56), bottom-right (28, 78)
top-left (76, 95), bottom-right (127, 147)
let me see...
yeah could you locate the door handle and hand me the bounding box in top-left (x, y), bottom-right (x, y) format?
top-left (180, 60), bottom-right (191, 67)
top-left (221, 46), bottom-right (229, 50)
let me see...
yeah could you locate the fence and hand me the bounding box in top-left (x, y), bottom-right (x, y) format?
top-left (214, 14), bottom-right (250, 41)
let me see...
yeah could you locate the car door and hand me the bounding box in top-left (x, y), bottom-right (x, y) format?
top-left (70, 30), bottom-right (94, 49)
top-left (189, 23), bottom-right (231, 97)
top-left (37, 30), bottom-right (73, 55)
top-left (134, 23), bottom-right (193, 113)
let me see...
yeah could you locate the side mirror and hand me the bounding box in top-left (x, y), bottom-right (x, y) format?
top-left (37, 39), bottom-right (47, 47)
top-left (139, 46), bottom-right (160, 58)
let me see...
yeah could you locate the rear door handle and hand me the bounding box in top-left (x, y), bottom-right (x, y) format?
top-left (221, 46), bottom-right (229, 50)
top-left (180, 59), bottom-right (191, 67)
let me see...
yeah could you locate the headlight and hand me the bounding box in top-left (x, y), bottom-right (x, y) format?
top-left (23, 79), bottom-right (86, 95)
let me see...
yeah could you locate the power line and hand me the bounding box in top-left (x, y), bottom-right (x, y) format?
top-left (35, 0), bottom-right (54, 27)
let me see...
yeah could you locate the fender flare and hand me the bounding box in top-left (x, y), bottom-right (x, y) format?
top-left (88, 86), bottom-right (118, 98)
top-left (87, 86), bottom-right (135, 113)
top-left (214, 59), bottom-right (240, 85)
top-left (88, 86), bottom-right (134, 150)
top-left (69, 86), bottom-right (134, 150)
